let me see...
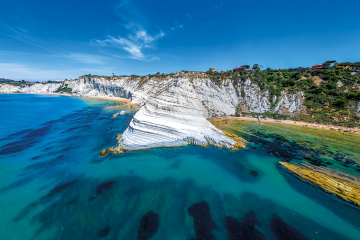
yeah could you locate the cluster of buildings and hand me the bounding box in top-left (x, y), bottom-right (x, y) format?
top-left (311, 64), bottom-right (327, 71)
top-left (232, 67), bottom-right (254, 73)
top-left (311, 62), bottom-right (359, 71)
top-left (209, 61), bottom-right (357, 74)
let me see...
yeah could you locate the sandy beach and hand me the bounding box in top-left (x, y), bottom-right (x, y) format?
top-left (209, 117), bottom-right (360, 135)
top-left (83, 96), bottom-right (131, 104)
top-left (82, 96), bottom-right (141, 107)
top-left (9, 92), bottom-right (140, 106)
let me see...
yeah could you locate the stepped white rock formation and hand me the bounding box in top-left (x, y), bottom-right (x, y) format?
top-left (119, 78), bottom-right (236, 150)
top-left (0, 75), bottom-right (308, 150)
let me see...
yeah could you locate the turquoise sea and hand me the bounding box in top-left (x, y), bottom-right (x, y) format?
top-left (0, 94), bottom-right (360, 240)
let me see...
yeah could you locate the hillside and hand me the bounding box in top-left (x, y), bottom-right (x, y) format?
top-left (206, 66), bottom-right (360, 127)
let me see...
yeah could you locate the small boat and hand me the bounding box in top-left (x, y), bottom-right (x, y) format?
top-left (120, 111), bottom-right (125, 115)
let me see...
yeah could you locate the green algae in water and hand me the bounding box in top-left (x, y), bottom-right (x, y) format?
top-left (219, 120), bottom-right (360, 177)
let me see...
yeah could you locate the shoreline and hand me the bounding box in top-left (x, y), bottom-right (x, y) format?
top-left (2, 92), bottom-right (139, 105)
top-left (209, 116), bottom-right (360, 135)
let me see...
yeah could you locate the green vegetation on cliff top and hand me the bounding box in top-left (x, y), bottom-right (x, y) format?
top-left (206, 63), bottom-right (360, 128)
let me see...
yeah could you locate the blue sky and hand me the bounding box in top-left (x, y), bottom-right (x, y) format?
top-left (0, 0), bottom-right (359, 81)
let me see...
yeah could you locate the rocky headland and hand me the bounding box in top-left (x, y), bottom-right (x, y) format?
top-left (0, 73), bottom-right (306, 152)
top-left (2, 72), bottom-right (360, 206)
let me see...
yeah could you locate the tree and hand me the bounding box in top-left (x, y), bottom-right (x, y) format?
top-left (353, 62), bottom-right (360, 70)
top-left (338, 62), bottom-right (352, 66)
top-left (324, 60), bottom-right (337, 67)
top-left (326, 81), bottom-right (338, 90)
top-left (332, 98), bottom-right (348, 108)
top-left (252, 64), bottom-right (263, 71)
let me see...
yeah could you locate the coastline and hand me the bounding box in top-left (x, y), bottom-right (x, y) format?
top-left (2, 92), bottom-right (138, 105)
top-left (67, 95), bottom-right (140, 106)
top-left (209, 116), bottom-right (360, 135)
top-left (82, 96), bottom-right (132, 104)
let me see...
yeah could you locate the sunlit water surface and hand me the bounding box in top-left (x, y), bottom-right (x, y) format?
top-left (0, 94), bottom-right (359, 240)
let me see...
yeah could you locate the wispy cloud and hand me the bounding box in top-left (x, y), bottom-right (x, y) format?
top-left (95, 30), bottom-right (164, 60)
top-left (0, 31), bottom-right (108, 64)
top-left (185, 13), bottom-right (193, 19)
top-left (0, 62), bottom-right (114, 81)
top-left (0, 32), bottom-right (68, 57)
top-left (0, 21), bottom-right (34, 40)
top-left (171, 20), bottom-right (184, 32)
top-left (92, 0), bottom-right (183, 61)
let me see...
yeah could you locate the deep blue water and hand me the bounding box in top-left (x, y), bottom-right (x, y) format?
top-left (0, 94), bottom-right (360, 240)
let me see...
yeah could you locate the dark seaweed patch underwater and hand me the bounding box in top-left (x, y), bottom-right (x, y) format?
top-left (0, 94), bottom-right (360, 240)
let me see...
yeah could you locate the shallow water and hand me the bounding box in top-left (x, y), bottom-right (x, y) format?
top-left (0, 94), bottom-right (360, 240)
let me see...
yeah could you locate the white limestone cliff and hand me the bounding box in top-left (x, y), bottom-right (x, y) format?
top-left (274, 91), bottom-right (305, 116)
top-left (0, 76), bottom-right (305, 150)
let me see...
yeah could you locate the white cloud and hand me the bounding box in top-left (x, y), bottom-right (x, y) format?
top-left (95, 30), bottom-right (164, 60)
top-left (0, 32), bottom-right (108, 65)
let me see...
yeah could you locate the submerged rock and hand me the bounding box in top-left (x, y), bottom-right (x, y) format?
top-left (99, 225), bottom-right (111, 237)
top-left (48, 180), bottom-right (77, 196)
top-left (225, 211), bottom-right (265, 240)
top-left (99, 149), bottom-right (107, 156)
top-left (137, 211), bottom-right (160, 240)
top-left (108, 146), bottom-right (126, 154)
top-left (188, 201), bottom-right (219, 240)
top-left (279, 162), bottom-right (360, 206)
top-left (270, 214), bottom-right (309, 240)
top-left (96, 181), bottom-right (115, 195)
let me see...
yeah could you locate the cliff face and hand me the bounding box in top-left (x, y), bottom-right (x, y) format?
top-left (0, 77), bottom-right (305, 116)
top-left (119, 78), bottom-right (237, 150)
top-left (0, 76), bottom-right (306, 150)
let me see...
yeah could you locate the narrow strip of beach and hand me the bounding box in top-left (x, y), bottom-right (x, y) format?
top-left (6, 92), bottom-right (140, 106)
top-left (83, 96), bottom-right (131, 104)
top-left (77, 96), bottom-right (141, 107)
top-left (209, 117), bottom-right (360, 135)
